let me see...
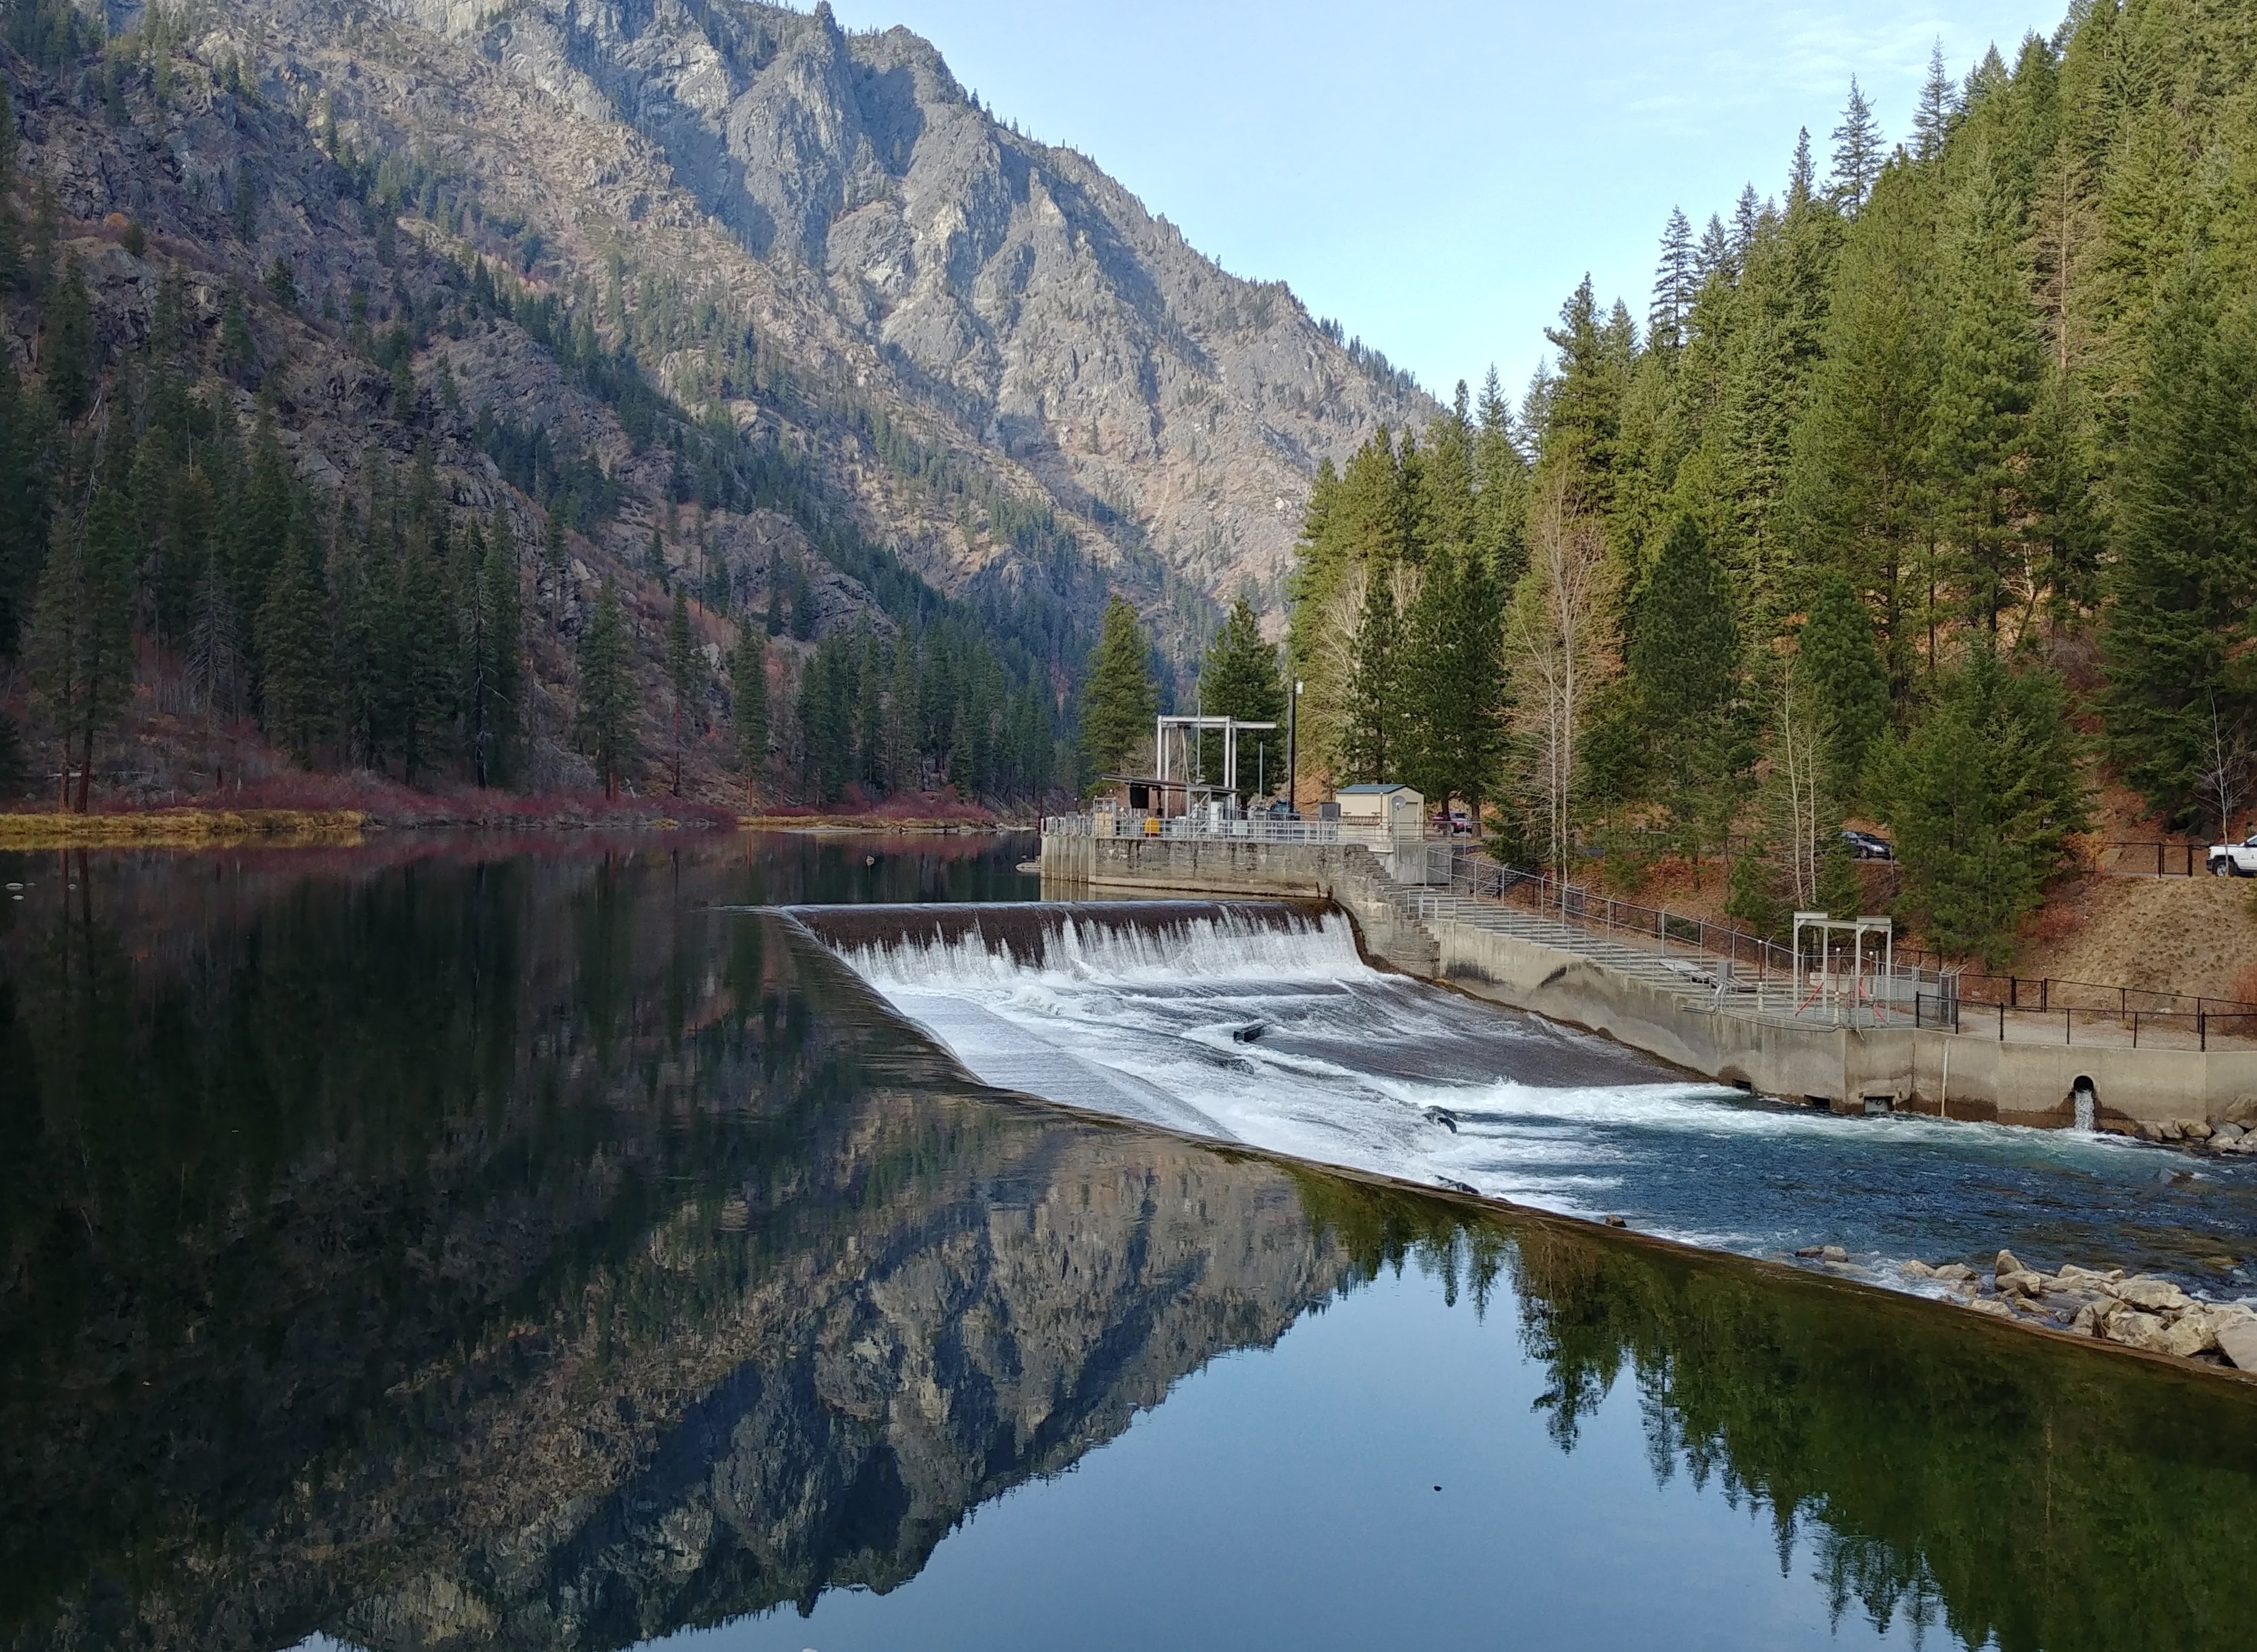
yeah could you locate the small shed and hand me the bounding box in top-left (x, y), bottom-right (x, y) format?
top-left (1334, 783), bottom-right (1424, 830)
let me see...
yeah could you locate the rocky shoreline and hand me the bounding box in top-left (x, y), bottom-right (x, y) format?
top-left (2120, 1117), bottom-right (2257, 1153)
top-left (1793, 1243), bottom-right (2257, 1371)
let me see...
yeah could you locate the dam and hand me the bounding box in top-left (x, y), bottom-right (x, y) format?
top-left (789, 898), bottom-right (2257, 1296)
top-left (1035, 819), bottom-right (2257, 1133)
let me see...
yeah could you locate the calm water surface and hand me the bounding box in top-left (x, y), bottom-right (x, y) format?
top-left (3, 836), bottom-right (2254, 1652)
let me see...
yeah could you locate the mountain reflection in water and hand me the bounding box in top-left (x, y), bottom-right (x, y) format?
top-left (1, 840), bottom-right (2252, 1652)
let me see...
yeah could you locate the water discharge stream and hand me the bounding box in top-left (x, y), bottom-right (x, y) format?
top-left (807, 900), bottom-right (2257, 1298)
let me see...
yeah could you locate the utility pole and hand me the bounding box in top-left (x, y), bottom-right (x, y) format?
top-left (1287, 679), bottom-right (1302, 816)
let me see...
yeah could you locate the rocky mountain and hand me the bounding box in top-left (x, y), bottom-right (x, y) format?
top-left (0, 0), bottom-right (1433, 805)
top-left (266, 0), bottom-right (1437, 643)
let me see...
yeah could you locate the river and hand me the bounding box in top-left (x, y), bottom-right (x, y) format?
top-left (2, 834), bottom-right (2252, 1651)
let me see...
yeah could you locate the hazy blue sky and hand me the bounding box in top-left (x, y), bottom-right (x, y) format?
top-left (824, 0), bottom-right (2066, 402)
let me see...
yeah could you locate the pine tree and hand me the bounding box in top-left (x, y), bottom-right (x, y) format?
top-left (231, 166), bottom-right (257, 242)
top-left (1796, 572), bottom-right (1889, 801)
top-left (1340, 564), bottom-right (1403, 784)
top-left (730, 624), bottom-right (768, 803)
top-left (665, 586), bottom-right (697, 795)
top-left (854, 629), bottom-right (887, 793)
top-left (232, 415), bottom-right (293, 668)
top-left (1787, 128), bottom-right (1817, 209)
top-left (1080, 594), bottom-right (1157, 783)
top-left (41, 256), bottom-right (95, 422)
top-left (796, 634), bottom-right (854, 803)
top-left (219, 286), bottom-right (254, 380)
top-left (0, 349), bottom-right (57, 656)
top-left (1694, 213), bottom-right (1732, 286)
top-left (576, 577), bottom-right (634, 797)
top-left (1648, 208), bottom-right (1697, 353)
top-left (1198, 596), bottom-right (1284, 793)
top-left (25, 496), bottom-right (132, 812)
top-left (387, 516), bottom-right (452, 783)
top-left (0, 710), bottom-right (24, 800)
top-left (882, 632), bottom-right (919, 792)
top-left (1783, 160), bottom-right (1936, 697)
top-left (1827, 79), bottom-right (1885, 210)
top-left (186, 540), bottom-right (242, 733)
top-left (1406, 540), bottom-right (1506, 817)
top-left (462, 515), bottom-right (523, 787)
top-left (1540, 278), bottom-right (1621, 503)
top-left (1626, 515), bottom-right (1742, 856)
top-left (542, 503), bottom-right (569, 629)
top-left (1928, 153), bottom-right (2041, 634)
top-left (2099, 276), bottom-right (2257, 824)
top-left (1915, 41), bottom-right (1959, 162)
top-left (259, 525), bottom-right (333, 765)
top-left (1868, 646), bottom-right (2085, 966)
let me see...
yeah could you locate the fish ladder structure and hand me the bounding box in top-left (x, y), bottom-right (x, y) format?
top-left (1038, 816), bottom-right (2257, 1133)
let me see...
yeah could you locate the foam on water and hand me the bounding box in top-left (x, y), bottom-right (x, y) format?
top-left (819, 902), bottom-right (2257, 1294)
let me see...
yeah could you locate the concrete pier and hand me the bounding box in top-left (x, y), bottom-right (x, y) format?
top-left (1040, 829), bottom-right (2257, 1132)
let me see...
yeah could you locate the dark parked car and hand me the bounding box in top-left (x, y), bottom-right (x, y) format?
top-left (1843, 829), bottom-right (1893, 861)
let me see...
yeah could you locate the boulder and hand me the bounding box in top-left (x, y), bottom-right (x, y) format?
top-left (2161, 1312), bottom-right (2222, 1359)
top-left (2217, 1320), bottom-right (2257, 1374)
top-left (2103, 1308), bottom-right (2170, 1351)
top-left (1965, 1297), bottom-right (2018, 1320)
top-left (2216, 1123), bottom-right (2245, 1142)
top-left (1932, 1263), bottom-right (1976, 1284)
top-left (1900, 1260), bottom-right (1935, 1278)
top-left (2118, 1277), bottom-right (2193, 1314)
top-left (1998, 1270), bottom-right (2045, 1298)
top-left (1993, 1249), bottom-right (2027, 1277)
top-left (2068, 1303), bottom-right (2099, 1336)
top-left (1821, 1245), bottom-right (1848, 1264)
top-left (2181, 1119), bottom-right (2213, 1141)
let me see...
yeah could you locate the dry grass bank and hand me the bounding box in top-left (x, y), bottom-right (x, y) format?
top-left (2016, 874), bottom-right (2257, 1002)
top-left (0, 809), bottom-right (367, 850)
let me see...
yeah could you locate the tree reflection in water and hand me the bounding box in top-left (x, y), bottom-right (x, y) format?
top-left (1, 843), bottom-right (2251, 1652)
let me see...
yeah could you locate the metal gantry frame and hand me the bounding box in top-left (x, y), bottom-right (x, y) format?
top-left (1153, 715), bottom-right (1278, 812)
top-left (1792, 911), bottom-right (1896, 1027)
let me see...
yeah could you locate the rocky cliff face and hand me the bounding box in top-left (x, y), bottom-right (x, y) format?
top-left (285, 0), bottom-right (1439, 638)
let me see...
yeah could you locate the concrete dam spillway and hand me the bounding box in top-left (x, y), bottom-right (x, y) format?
top-left (791, 899), bottom-right (2257, 1305)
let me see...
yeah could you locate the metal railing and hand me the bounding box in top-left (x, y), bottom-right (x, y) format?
top-left (1043, 812), bottom-right (1404, 848)
top-left (2098, 840), bottom-right (2215, 878)
top-left (1040, 819), bottom-right (2257, 1050)
top-left (1432, 849), bottom-right (2257, 1048)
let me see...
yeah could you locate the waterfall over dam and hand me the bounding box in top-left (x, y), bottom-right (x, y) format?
top-left (782, 897), bottom-right (2257, 1298)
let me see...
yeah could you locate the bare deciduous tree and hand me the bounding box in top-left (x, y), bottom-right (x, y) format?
top-left (1767, 666), bottom-right (1835, 908)
top-left (1504, 480), bottom-right (1613, 873)
top-left (2196, 692), bottom-right (2252, 844)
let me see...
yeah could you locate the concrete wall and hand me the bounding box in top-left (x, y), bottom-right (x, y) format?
top-left (1044, 833), bottom-right (2257, 1131)
top-left (1429, 921), bottom-right (2257, 1128)
top-left (1041, 833), bottom-right (1438, 974)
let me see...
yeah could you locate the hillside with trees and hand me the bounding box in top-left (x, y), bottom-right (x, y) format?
top-left (1280, 1), bottom-right (2257, 966)
top-left (0, 0), bottom-right (1432, 821)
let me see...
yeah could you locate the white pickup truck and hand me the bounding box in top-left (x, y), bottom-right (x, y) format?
top-left (2209, 835), bottom-right (2257, 876)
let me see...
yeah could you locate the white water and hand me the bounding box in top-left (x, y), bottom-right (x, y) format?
top-left (829, 906), bottom-right (2257, 1290)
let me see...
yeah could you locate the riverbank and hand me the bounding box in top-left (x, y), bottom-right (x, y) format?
top-left (1792, 1245), bottom-right (2257, 1371)
top-left (0, 808), bottom-right (370, 848)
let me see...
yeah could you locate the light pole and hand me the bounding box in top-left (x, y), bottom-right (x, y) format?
top-left (1287, 679), bottom-right (1302, 817)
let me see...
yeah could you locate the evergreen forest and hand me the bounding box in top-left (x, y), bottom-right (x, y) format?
top-left (1254, 3), bottom-right (2257, 965)
top-left (0, 3), bottom-right (1085, 816)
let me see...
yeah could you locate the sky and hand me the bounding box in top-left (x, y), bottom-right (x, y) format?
top-left (821, 0), bottom-right (2068, 402)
